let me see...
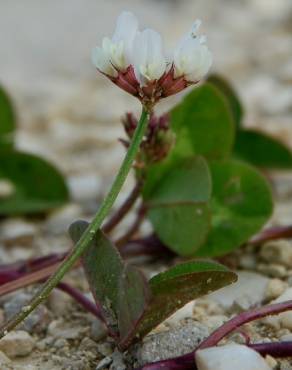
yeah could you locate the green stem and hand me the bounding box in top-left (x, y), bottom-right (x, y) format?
top-left (0, 107), bottom-right (150, 338)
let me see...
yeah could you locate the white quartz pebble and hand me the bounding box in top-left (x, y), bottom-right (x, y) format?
top-left (196, 344), bottom-right (271, 370)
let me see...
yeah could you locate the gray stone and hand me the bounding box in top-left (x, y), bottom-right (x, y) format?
top-left (109, 350), bottom-right (126, 370)
top-left (48, 289), bottom-right (72, 315)
top-left (136, 321), bottom-right (209, 365)
top-left (48, 319), bottom-right (87, 339)
top-left (90, 318), bottom-right (107, 341)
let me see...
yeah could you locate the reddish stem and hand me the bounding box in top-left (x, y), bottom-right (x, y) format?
top-left (115, 205), bottom-right (146, 247)
top-left (250, 225), bottom-right (292, 246)
top-left (197, 300), bottom-right (292, 349)
top-left (57, 282), bottom-right (104, 322)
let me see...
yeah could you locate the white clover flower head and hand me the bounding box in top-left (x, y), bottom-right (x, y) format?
top-left (92, 12), bottom-right (212, 107)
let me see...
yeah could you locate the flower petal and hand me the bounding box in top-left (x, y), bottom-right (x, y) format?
top-left (91, 46), bottom-right (117, 77)
top-left (132, 29), bottom-right (167, 85)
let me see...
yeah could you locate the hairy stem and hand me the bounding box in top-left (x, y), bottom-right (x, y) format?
top-left (102, 181), bottom-right (142, 233)
top-left (0, 107), bottom-right (150, 338)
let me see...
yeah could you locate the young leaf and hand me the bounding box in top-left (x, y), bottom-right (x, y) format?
top-left (144, 157), bottom-right (212, 257)
top-left (170, 83), bottom-right (235, 160)
top-left (130, 260), bottom-right (237, 342)
top-left (0, 150), bottom-right (69, 215)
top-left (207, 74), bottom-right (244, 127)
top-left (196, 159), bottom-right (273, 257)
top-left (69, 221), bottom-right (149, 341)
top-left (234, 129), bottom-right (292, 169)
top-left (0, 84), bottom-right (16, 136)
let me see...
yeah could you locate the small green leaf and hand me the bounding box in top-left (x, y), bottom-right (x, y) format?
top-left (170, 83), bottom-right (235, 160)
top-left (132, 260), bottom-right (237, 340)
top-left (196, 159), bottom-right (273, 257)
top-left (69, 221), bottom-right (149, 341)
top-left (0, 84), bottom-right (16, 136)
top-left (207, 74), bottom-right (244, 127)
top-left (234, 129), bottom-right (292, 169)
top-left (0, 150), bottom-right (69, 215)
top-left (144, 157), bottom-right (212, 256)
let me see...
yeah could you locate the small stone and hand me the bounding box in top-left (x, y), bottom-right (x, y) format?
top-left (265, 355), bottom-right (278, 369)
top-left (208, 271), bottom-right (269, 311)
top-left (0, 219), bottom-right (37, 246)
top-left (90, 319), bottom-right (107, 341)
top-left (195, 344), bottom-right (271, 370)
top-left (165, 302), bottom-right (194, 326)
top-left (265, 279), bottom-right (287, 300)
top-left (265, 288), bottom-right (292, 329)
top-left (96, 356), bottom-right (113, 370)
top-left (0, 350), bottom-right (11, 367)
top-left (97, 342), bottom-right (114, 357)
top-left (53, 338), bottom-right (69, 349)
top-left (280, 333), bottom-right (292, 341)
top-left (202, 315), bottom-right (227, 331)
top-left (279, 312), bottom-right (292, 330)
top-left (79, 337), bottom-right (99, 353)
top-left (136, 322), bottom-right (209, 365)
top-left (48, 319), bottom-right (87, 339)
top-left (260, 240), bottom-right (292, 268)
top-left (0, 331), bottom-right (35, 358)
top-left (0, 309), bottom-right (4, 325)
top-left (239, 254), bottom-right (257, 270)
top-left (109, 349), bottom-right (126, 370)
top-left (48, 289), bottom-right (72, 315)
top-left (45, 204), bottom-right (83, 234)
top-left (257, 263), bottom-right (287, 278)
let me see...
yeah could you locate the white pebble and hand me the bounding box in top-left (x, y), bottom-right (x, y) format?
top-left (195, 344), bottom-right (271, 370)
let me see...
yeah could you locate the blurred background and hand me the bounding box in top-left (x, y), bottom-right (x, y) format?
top-left (0, 0), bottom-right (292, 227)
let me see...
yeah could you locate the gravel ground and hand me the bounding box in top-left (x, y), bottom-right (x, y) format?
top-left (1, 0), bottom-right (292, 369)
